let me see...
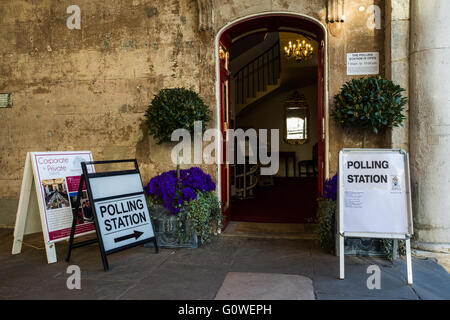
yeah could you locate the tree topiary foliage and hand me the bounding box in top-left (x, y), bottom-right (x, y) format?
top-left (332, 76), bottom-right (407, 134)
top-left (145, 88), bottom-right (211, 144)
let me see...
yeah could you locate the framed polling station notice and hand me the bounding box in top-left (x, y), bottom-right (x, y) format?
top-left (338, 149), bottom-right (414, 284)
top-left (12, 151), bottom-right (96, 264)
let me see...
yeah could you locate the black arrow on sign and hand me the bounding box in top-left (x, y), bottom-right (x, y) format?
top-left (114, 230), bottom-right (144, 243)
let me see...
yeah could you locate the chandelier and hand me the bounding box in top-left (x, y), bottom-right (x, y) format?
top-left (284, 39), bottom-right (314, 62)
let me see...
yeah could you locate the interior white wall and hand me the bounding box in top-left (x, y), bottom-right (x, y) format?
top-left (236, 83), bottom-right (318, 177)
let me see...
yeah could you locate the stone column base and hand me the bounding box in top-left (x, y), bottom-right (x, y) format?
top-left (412, 241), bottom-right (450, 254)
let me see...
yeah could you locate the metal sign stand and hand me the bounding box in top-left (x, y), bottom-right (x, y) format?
top-left (12, 152), bottom-right (57, 263)
top-left (66, 159), bottom-right (158, 271)
top-left (339, 234), bottom-right (413, 285)
top-left (338, 149), bottom-right (414, 285)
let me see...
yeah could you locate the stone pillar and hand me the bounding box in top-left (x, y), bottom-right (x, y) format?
top-left (410, 0), bottom-right (450, 252)
top-left (385, 0), bottom-right (409, 151)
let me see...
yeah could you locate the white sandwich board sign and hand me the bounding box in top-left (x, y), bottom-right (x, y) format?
top-left (66, 159), bottom-right (158, 271)
top-left (12, 151), bottom-right (96, 264)
top-left (338, 149), bottom-right (414, 284)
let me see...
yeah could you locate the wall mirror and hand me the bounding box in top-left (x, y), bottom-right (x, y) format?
top-left (284, 91), bottom-right (309, 144)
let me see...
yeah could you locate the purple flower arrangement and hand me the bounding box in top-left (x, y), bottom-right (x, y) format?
top-left (144, 167), bottom-right (216, 215)
top-left (322, 174), bottom-right (337, 201)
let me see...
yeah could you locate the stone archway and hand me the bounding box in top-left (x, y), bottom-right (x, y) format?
top-left (214, 12), bottom-right (329, 224)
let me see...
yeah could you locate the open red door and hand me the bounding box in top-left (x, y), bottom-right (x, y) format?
top-left (317, 39), bottom-right (325, 194)
top-left (219, 35), bottom-right (231, 228)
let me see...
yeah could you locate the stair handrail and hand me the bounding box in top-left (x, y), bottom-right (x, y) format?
top-left (233, 40), bottom-right (280, 78)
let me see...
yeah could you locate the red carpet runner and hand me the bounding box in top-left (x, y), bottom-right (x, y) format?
top-left (231, 177), bottom-right (318, 223)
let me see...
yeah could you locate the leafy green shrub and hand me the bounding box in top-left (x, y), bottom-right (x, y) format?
top-left (145, 88), bottom-right (211, 144)
top-left (332, 76), bottom-right (407, 135)
top-left (317, 198), bottom-right (337, 254)
top-left (177, 191), bottom-right (223, 244)
top-left (316, 174), bottom-right (337, 253)
top-left (382, 239), bottom-right (406, 261)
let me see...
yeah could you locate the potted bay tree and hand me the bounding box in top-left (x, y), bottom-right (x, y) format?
top-left (332, 76), bottom-right (407, 148)
top-left (143, 87), bottom-right (222, 248)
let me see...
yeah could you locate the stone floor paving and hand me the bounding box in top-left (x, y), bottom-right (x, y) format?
top-left (214, 272), bottom-right (315, 300)
top-left (0, 228), bottom-right (449, 300)
top-left (412, 249), bottom-right (450, 273)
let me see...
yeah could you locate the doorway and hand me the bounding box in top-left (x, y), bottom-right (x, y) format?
top-left (216, 13), bottom-right (328, 228)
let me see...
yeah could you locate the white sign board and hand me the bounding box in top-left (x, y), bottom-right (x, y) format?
top-left (346, 52), bottom-right (379, 75)
top-left (340, 151), bottom-right (412, 235)
top-left (13, 151), bottom-right (96, 263)
top-left (89, 173), bottom-right (155, 254)
top-left (338, 148), bottom-right (413, 284)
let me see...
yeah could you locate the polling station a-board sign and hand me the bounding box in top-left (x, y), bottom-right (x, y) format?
top-left (66, 159), bottom-right (158, 271)
top-left (338, 148), bottom-right (413, 236)
top-left (12, 151), bottom-right (96, 264)
top-left (338, 148), bottom-right (414, 284)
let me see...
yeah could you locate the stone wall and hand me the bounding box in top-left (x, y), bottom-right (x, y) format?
top-left (385, 0), bottom-right (409, 151)
top-left (324, 0), bottom-right (387, 174)
top-left (0, 0), bottom-right (387, 226)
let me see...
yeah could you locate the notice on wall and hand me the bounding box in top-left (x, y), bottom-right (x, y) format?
top-left (32, 152), bottom-right (96, 241)
top-left (339, 149), bottom-right (412, 235)
top-left (346, 52), bottom-right (379, 75)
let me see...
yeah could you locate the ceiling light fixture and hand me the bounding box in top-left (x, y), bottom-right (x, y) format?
top-left (283, 39), bottom-right (314, 62)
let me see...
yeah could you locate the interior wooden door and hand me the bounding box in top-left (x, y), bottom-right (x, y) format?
top-left (219, 35), bottom-right (231, 227)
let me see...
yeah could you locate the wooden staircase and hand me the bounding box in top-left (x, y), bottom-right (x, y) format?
top-left (236, 79), bottom-right (281, 114)
top-left (234, 41), bottom-right (282, 114)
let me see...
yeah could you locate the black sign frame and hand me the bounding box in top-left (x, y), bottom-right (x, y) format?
top-left (66, 159), bottom-right (158, 271)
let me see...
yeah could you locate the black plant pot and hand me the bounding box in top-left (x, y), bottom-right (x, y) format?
top-left (144, 205), bottom-right (200, 249)
top-left (344, 238), bottom-right (387, 257)
top-left (333, 207), bottom-right (387, 257)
